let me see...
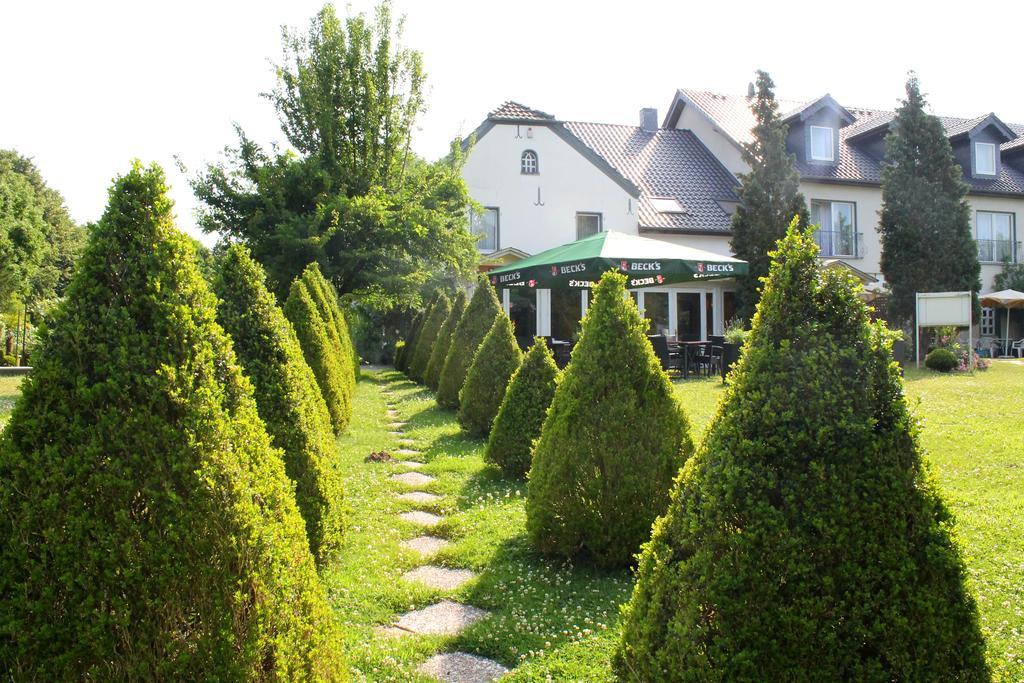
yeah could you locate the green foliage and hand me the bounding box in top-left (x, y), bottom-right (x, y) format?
top-left (425, 289), bottom-right (466, 390)
top-left (0, 149), bottom-right (84, 311)
top-left (393, 339), bottom-right (407, 370)
top-left (723, 318), bottom-right (750, 346)
top-left (614, 223), bottom-right (988, 681)
top-left (994, 260), bottom-right (1024, 291)
top-left (189, 3), bottom-right (478, 307)
top-left (403, 293), bottom-right (437, 378)
top-left (526, 271), bottom-right (693, 568)
top-left (926, 347), bottom-right (959, 372)
top-left (0, 162), bottom-right (343, 679)
top-left (396, 305), bottom-right (427, 372)
top-left (729, 71), bottom-right (809, 321)
top-left (214, 244), bottom-right (345, 564)
top-left (437, 276), bottom-right (502, 409)
top-left (409, 293), bottom-right (450, 383)
top-left (284, 278), bottom-right (351, 433)
top-left (880, 75), bottom-right (981, 325)
top-left (485, 337), bottom-right (559, 476)
top-left (457, 313), bottom-right (522, 437)
top-left (301, 263), bottom-right (357, 408)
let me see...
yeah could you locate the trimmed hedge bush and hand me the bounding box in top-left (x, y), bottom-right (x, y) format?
top-left (613, 224), bottom-right (988, 681)
top-left (214, 244), bottom-right (345, 564)
top-left (301, 263), bottom-right (356, 402)
top-left (425, 290), bottom-right (466, 391)
top-left (393, 340), bottom-right (407, 369)
top-left (284, 278), bottom-right (351, 434)
top-left (526, 271), bottom-right (692, 567)
top-left (398, 300), bottom-right (430, 373)
top-left (0, 162), bottom-right (343, 679)
top-left (409, 293), bottom-right (451, 384)
top-left (485, 337), bottom-right (559, 476)
top-left (437, 276), bottom-right (502, 409)
top-left (458, 312), bottom-right (521, 436)
top-left (925, 347), bottom-right (958, 372)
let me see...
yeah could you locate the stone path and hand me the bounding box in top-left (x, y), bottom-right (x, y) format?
top-left (382, 374), bottom-right (508, 680)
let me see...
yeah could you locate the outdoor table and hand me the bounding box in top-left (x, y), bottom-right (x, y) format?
top-left (676, 341), bottom-right (710, 379)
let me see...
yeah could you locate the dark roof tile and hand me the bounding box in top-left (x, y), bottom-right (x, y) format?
top-left (487, 101), bottom-right (555, 122)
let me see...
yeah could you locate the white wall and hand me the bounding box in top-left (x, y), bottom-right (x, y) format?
top-left (462, 123), bottom-right (637, 255)
top-left (800, 181), bottom-right (884, 279)
top-left (647, 231), bottom-right (734, 257)
top-left (672, 105), bottom-right (747, 176)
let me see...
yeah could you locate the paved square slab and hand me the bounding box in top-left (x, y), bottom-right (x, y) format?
top-left (417, 652), bottom-right (508, 682)
top-left (394, 448), bottom-right (421, 456)
top-left (399, 510), bottom-right (443, 527)
top-left (396, 438), bottom-right (415, 446)
top-left (387, 430), bottom-right (404, 436)
top-left (401, 535), bottom-right (450, 557)
top-left (389, 421), bottom-right (407, 429)
top-left (390, 472), bottom-right (435, 486)
top-left (395, 600), bottom-right (487, 635)
top-left (386, 409), bottom-right (399, 418)
top-left (402, 566), bottom-right (476, 591)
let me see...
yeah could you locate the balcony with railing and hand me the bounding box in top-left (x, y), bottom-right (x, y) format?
top-left (976, 239), bottom-right (1020, 264)
top-left (813, 230), bottom-right (863, 259)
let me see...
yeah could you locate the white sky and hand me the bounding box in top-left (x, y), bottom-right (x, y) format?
top-left (3, 1), bottom-right (1021, 245)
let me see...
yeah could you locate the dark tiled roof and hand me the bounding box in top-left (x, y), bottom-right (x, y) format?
top-left (563, 122), bottom-right (739, 233)
top-left (488, 101), bottom-right (555, 122)
top-left (677, 89), bottom-right (1024, 195)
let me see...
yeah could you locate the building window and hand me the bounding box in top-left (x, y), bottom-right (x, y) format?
top-left (976, 211), bottom-right (1014, 262)
top-left (576, 212), bottom-right (602, 240)
top-left (470, 207), bottom-right (499, 252)
top-left (521, 150), bottom-right (539, 175)
top-left (809, 125), bottom-right (835, 162)
top-left (810, 200), bottom-right (857, 257)
top-left (981, 307), bottom-right (996, 336)
top-left (975, 142), bottom-right (997, 176)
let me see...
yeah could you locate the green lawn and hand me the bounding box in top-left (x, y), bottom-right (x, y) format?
top-left (0, 375), bottom-right (24, 430)
top-left (1, 363), bottom-right (1020, 679)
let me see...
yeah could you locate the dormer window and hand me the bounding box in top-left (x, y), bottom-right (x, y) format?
top-left (521, 150), bottom-right (539, 175)
top-left (974, 142), bottom-right (997, 176)
top-left (809, 126), bottom-right (835, 162)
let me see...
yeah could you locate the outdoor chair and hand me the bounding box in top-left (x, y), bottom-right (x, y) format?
top-left (692, 342), bottom-right (713, 377)
top-left (708, 345), bottom-right (725, 379)
top-left (1012, 339), bottom-right (1024, 358)
top-left (647, 335), bottom-right (680, 372)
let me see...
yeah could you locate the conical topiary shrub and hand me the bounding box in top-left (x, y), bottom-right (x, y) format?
top-left (409, 293), bottom-right (450, 383)
top-left (284, 278), bottom-right (351, 433)
top-left (425, 290), bottom-right (466, 391)
top-left (214, 244), bottom-right (345, 565)
top-left (0, 162), bottom-right (343, 679)
top-left (457, 313), bottom-right (522, 437)
top-left (302, 264), bottom-right (359, 380)
top-left (437, 276), bottom-right (502, 409)
top-left (485, 337), bottom-right (559, 477)
top-left (405, 293), bottom-right (439, 378)
top-left (397, 301), bottom-right (429, 373)
top-left (526, 271), bottom-right (693, 568)
top-left (613, 224), bottom-right (989, 681)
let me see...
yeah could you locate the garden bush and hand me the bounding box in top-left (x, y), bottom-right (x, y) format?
top-left (393, 340), bottom-right (407, 369)
top-left (457, 312), bottom-right (521, 437)
top-left (614, 223), bottom-right (988, 681)
top-left (925, 347), bottom-right (958, 373)
top-left (0, 162), bottom-right (343, 679)
top-left (526, 271), bottom-right (692, 567)
top-left (398, 300), bottom-right (430, 373)
top-left (485, 337), bottom-right (559, 476)
top-left (214, 244), bottom-right (345, 564)
top-left (301, 263), bottom-right (356, 398)
top-left (284, 278), bottom-right (351, 433)
top-left (437, 276), bottom-right (502, 408)
top-left (409, 293), bottom-right (450, 383)
top-left (425, 290), bottom-right (466, 390)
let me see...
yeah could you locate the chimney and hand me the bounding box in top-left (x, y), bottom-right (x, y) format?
top-left (747, 82), bottom-right (756, 99)
top-left (640, 107), bottom-right (658, 133)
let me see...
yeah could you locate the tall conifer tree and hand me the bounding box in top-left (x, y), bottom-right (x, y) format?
top-left (425, 289), bottom-right (466, 390)
top-left (879, 74), bottom-right (981, 326)
top-left (730, 70), bottom-right (808, 320)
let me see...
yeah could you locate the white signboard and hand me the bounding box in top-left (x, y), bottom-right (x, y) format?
top-left (915, 291), bottom-right (973, 369)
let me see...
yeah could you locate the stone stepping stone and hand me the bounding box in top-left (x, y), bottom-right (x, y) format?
top-left (387, 431), bottom-right (404, 436)
top-left (394, 600), bottom-right (487, 635)
top-left (394, 448), bottom-right (421, 456)
top-left (391, 472), bottom-right (434, 487)
top-left (399, 510), bottom-right (443, 527)
top-left (397, 490), bottom-right (440, 504)
top-left (401, 535), bottom-right (450, 558)
top-left (396, 460), bottom-right (424, 469)
top-left (417, 652), bottom-right (508, 682)
top-left (396, 438), bottom-right (415, 446)
top-left (386, 409), bottom-right (399, 417)
top-left (389, 421), bottom-right (408, 428)
top-left (402, 565), bottom-right (476, 591)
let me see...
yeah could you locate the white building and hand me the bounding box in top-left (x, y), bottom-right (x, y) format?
top-left (461, 93), bottom-right (1024, 347)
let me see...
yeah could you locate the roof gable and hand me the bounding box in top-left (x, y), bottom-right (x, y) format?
top-left (487, 101), bottom-right (555, 122)
top-left (782, 94), bottom-right (856, 126)
top-left (948, 112), bottom-right (1017, 142)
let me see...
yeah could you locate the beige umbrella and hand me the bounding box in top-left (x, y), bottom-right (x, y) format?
top-left (979, 289), bottom-right (1024, 356)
